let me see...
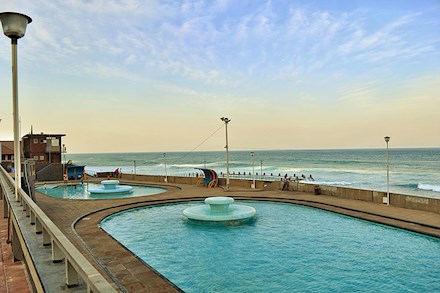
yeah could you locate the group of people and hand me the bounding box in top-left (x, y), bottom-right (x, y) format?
top-left (282, 174), bottom-right (315, 191)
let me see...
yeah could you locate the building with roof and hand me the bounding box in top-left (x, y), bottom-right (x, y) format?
top-left (22, 132), bottom-right (66, 163)
top-left (1, 131), bottom-right (66, 180)
top-left (0, 140), bottom-right (15, 163)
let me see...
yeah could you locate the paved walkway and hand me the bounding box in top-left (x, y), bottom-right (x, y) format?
top-left (0, 198), bottom-right (31, 293)
top-left (2, 180), bottom-right (440, 292)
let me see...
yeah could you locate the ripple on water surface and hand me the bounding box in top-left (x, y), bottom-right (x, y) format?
top-left (100, 201), bottom-right (440, 292)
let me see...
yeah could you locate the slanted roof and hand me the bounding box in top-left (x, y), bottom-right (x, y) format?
top-left (22, 133), bottom-right (66, 138)
top-left (1, 141), bottom-right (14, 155)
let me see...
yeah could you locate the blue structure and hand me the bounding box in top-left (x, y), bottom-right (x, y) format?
top-left (66, 165), bottom-right (85, 180)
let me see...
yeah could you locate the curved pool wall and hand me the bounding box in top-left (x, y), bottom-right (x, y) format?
top-left (100, 201), bottom-right (440, 292)
top-left (35, 183), bottom-right (166, 199)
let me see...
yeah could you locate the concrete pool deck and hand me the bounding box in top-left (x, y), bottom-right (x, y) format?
top-left (6, 180), bottom-right (440, 292)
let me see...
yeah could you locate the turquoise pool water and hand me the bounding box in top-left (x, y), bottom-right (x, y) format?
top-left (35, 183), bottom-right (166, 199)
top-left (100, 201), bottom-right (440, 292)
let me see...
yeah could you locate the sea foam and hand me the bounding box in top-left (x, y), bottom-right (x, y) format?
top-left (418, 184), bottom-right (440, 192)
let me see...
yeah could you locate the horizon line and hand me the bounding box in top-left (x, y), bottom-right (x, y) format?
top-left (66, 146), bottom-right (440, 155)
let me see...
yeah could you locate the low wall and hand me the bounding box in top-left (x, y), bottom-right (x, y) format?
top-left (289, 182), bottom-right (439, 214)
top-left (119, 174), bottom-right (440, 214)
top-left (121, 173), bottom-right (200, 185)
top-left (36, 163), bottom-right (63, 181)
top-left (392, 194), bottom-right (440, 213)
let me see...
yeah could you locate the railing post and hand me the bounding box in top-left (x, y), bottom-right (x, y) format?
top-left (35, 218), bottom-right (42, 233)
top-left (11, 223), bottom-right (24, 261)
top-left (30, 210), bottom-right (35, 224)
top-left (3, 195), bottom-right (8, 219)
top-left (25, 203), bottom-right (30, 217)
top-left (66, 259), bottom-right (79, 287)
top-left (52, 240), bottom-right (63, 263)
top-left (42, 227), bottom-right (51, 246)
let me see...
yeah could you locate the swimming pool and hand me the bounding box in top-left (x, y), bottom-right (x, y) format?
top-left (35, 183), bottom-right (166, 199)
top-left (101, 201), bottom-right (440, 292)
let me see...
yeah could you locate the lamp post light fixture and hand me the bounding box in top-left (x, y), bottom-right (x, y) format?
top-left (250, 152), bottom-right (255, 189)
top-left (0, 12), bottom-right (32, 201)
top-left (384, 136), bottom-right (390, 205)
top-left (220, 117), bottom-right (231, 190)
top-left (62, 144), bottom-right (67, 165)
top-left (163, 153), bottom-right (168, 182)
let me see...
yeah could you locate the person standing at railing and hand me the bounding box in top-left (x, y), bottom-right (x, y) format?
top-left (282, 176), bottom-right (290, 191)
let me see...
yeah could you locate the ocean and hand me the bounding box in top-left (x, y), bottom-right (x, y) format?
top-left (66, 148), bottom-right (440, 199)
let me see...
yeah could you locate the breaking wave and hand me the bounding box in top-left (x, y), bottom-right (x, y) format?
top-left (418, 184), bottom-right (440, 193)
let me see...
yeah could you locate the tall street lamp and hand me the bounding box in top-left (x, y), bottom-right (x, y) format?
top-left (384, 136), bottom-right (390, 205)
top-left (0, 12), bottom-right (32, 201)
top-left (163, 153), bottom-right (168, 182)
top-left (250, 152), bottom-right (255, 189)
top-left (220, 117), bottom-right (230, 190)
top-left (260, 160), bottom-right (263, 181)
top-left (0, 119), bottom-right (2, 164)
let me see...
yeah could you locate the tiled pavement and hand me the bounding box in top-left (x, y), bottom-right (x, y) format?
top-left (2, 180), bottom-right (440, 292)
top-left (0, 198), bottom-right (31, 293)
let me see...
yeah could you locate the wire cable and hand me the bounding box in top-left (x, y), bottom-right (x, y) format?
top-left (172, 123), bottom-right (225, 162)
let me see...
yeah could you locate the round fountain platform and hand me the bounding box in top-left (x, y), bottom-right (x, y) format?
top-left (88, 180), bottom-right (133, 194)
top-left (183, 196), bottom-right (256, 222)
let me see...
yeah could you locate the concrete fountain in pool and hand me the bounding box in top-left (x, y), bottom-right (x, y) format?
top-left (183, 196), bottom-right (256, 222)
top-left (88, 180), bottom-right (133, 194)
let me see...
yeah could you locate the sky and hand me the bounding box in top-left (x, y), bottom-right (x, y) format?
top-left (0, 0), bottom-right (439, 153)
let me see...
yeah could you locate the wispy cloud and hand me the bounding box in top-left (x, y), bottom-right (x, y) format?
top-left (337, 80), bottom-right (379, 107)
top-left (337, 12), bottom-right (429, 62)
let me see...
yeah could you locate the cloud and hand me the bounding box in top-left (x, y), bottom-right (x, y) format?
top-left (82, 62), bottom-right (145, 82)
top-left (150, 58), bottom-right (228, 85)
top-left (355, 43), bottom-right (435, 62)
top-left (3, 0), bottom-right (439, 100)
top-left (63, 0), bottom-right (146, 15)
top-left (337, 80), bottom-right (379, 107)
top-left (337, 12), bottom-right (429, 63)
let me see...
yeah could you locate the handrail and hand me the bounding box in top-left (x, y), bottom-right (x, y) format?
top-left (0, 165), bottom-right (117, 292)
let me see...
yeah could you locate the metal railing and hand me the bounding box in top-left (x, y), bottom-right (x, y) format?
top-left (0, 165), bottom-right (117, 292)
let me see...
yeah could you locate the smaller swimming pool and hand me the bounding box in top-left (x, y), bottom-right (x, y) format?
top-left (35, 183), bottom-right (166, 200)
